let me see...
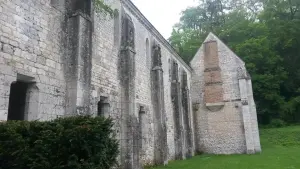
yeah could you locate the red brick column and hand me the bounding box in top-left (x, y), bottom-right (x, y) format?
top-left (203, 41), bottom-right (223, 104)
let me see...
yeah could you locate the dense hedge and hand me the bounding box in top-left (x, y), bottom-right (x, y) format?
top-left (0, 116), bottom-right (119, 169)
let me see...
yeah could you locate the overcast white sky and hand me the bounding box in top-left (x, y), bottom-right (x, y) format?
top-left (131, 0), bottom-right (198, 39)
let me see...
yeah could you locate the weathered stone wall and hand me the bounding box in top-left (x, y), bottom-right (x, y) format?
top-left (72, 0), bottom-right (194, 167)
top-left (190, 33), bottom-right (261, 154)
top-left (0, 0), bottom-right (260, 168)
top-left (0, 0), bottom-right (194, 167)
top-left (0, 0), bottom-right (66, 121)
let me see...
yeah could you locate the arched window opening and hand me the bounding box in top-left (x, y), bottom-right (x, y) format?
top-left (121, 14), bottom-right (135, 49)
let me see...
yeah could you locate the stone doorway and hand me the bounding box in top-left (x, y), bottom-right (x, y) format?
top-left (7, 81), bottom-right (28, 120)
top-left (7, 75), bottom-right (39, 121)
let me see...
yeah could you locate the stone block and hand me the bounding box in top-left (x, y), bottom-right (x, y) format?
top-left (1, 52), bottom-right (12, 60)
top-left (37, 68), bottom-right (46, 75)
top-left (1, 25), bottom-right (12, 35)
top-left (0, 109), bottom-right (8, 121)
top-left (14, 48), bottom-right (21, 57)
top-left (37, 56), bottom-right (46, 65)
top-left (0, 36), bottom-right (9, 44)
top-left (33, 48), bottom-right (42, 55)
top-left (9, 40), bottom-right (19, 47)
top-left (15, 62), bottom-right (23, 69)
top-left (46, 59), bottom-right (56, 68)
top-left (2, 44), bottom-right (14, 55)
top-left (39, 75), bottom-right (49, 84)
top-left (0, 65), bottom-right (15, 76)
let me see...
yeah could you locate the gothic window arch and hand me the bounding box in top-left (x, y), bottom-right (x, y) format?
top-left (121, 13), bottom-right (135, 49)
top-left (152, 42), bottom-right (162, 68)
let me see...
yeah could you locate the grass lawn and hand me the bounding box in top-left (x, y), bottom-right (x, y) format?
top-left (148, 126), bottom-right (300, 169)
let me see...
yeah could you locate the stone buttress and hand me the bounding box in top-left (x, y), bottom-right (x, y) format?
top-left (151, 42), bottom-right (168, 165)
top-left (64, 0), bottom-right (92, 116)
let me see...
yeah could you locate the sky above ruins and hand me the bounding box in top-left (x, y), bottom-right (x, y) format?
top-left (131, 0), bottom-right (197, 39)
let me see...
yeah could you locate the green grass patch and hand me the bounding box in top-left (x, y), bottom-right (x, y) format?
top-left (149, 126), bottom-right (300, 169)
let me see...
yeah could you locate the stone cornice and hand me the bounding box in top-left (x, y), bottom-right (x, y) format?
top-left (120, 0), bottom-right (192, 72)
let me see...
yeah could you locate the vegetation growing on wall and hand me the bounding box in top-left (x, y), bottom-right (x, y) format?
top-left (169, 0), bottom-right (300, 125)
top-left (94, 0), bottom-right (114, 17)
top-left (0, 116), bottom-right (119, 169)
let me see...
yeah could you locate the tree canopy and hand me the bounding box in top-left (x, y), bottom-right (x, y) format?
top-left (169, 0), bottom-right (300, 125)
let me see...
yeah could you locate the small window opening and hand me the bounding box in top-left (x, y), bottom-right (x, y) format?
top-left (97, 96), bottom-right (110, 117)
top-left (139, 106), bottom-right (146, 115)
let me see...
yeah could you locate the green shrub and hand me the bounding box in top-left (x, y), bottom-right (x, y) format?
top-left (269, 119), bottom-right (286, 128)
top-left (0, 116), bottom-right (119, 169)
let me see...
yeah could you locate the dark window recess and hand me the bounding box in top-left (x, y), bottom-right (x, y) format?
top-left (121, 14), bottom-right (135, 49)
top-left (8, 81), bottom-right (29, 121)
top-left (172, 60), bottom-right (179, 81)
top-left (97, 97), bottom-right (110, 117)
top-left (74, 0), bottom-right (92, 15)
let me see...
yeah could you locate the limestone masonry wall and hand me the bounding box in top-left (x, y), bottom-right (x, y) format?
top-left (0, 0), bottom-right (66, 121)
top-left (0, 0), bottom-right (260, 168)
top-left (190, 33), bottom-right (261, 154)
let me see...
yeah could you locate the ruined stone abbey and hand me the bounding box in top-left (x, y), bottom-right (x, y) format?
top-left (0, 0), bottom-right (261, 168)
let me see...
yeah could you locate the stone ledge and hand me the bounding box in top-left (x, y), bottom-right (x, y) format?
top-left (204, 67), bottom-right (221, 72)
top-left (205, 81), bottom-right (223, 86)
top-left (71, 11), bottom-right (92, 22)
top-left (206, 102), bottom-right (225, 112)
